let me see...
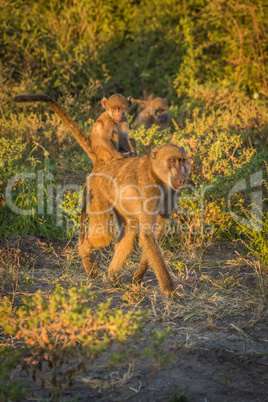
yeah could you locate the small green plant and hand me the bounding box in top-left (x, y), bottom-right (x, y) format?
top-left (129, 125), bottom-right (172, 153)
top-left (235, 164), bottom-right (268, 271)
top-left (0, 286), bottom-right (169, 401)
top-left (60, 187), bottom-right (83, 239)
top-left (169, 391), bottom-right (189, 402)
top-left (0, 347), bottom-right (26, 402)
top-left (237, 211), bottom-right (268, 270)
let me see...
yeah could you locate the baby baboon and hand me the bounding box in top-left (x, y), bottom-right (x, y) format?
top-left (137, 93), bottom-right (170, 131)
top-left (92, 94), bottom-right (136, 162)
top-left (14, 93), bottom-right (136, 164)
top-left (79, 143), bottom-right (190, 296)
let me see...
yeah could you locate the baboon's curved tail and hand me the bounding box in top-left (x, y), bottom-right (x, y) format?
top-left (14, 94), bottom-right (97, 163)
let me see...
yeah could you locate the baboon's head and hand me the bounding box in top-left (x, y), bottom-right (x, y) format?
top-left (138, 94), bottom-right (170, 129)
top-left (150, 97), bottom-right (169, 124)
top-left (101, 94), bottom-right (134, 124)
top-left (151, 144), bottom-right (190, 190)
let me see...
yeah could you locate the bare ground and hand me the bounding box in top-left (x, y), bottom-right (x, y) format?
top-left (0, 235), bottom-right (267, 402)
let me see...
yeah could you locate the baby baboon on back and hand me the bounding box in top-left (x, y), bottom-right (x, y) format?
top-left (137, 93), bottom-right (170, 131)
top-left (92, 94), bottom-right (136, 163)
top-left (14, 93), bottom-right (136, 164)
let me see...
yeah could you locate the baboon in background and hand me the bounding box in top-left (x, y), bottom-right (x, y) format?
top-left (136, 93), bottom-right (170, 131)
top-left (79, 143), bottom-right (190, 296)
top-left (14, 94), bottom-right (136, 164)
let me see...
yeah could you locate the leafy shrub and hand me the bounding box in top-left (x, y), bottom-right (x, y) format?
top-left (0, 135), bottom-right (88, 239)
top-left (172, 85), bottom-right (268, 151)
top-left (0, 286), bottom-right (169, 401)
top-left (60, 187), bottom-right (83, 238)
top-left (5, 95), bottom-right (94, 168)
top-left (238, 210), bottom-right (268, 270)
top-left (1, 0), bottom-right (267, 101)
top-left (236, 164), bottom-right (268, 270)
top-left (0, 348), bottom-right (26, 402)
top-left (0, 139), bottom-right (62, 238)
top-left (174, 0), bottom-right (268, 96)
top-left (129, 125), bottom-right (173, 153)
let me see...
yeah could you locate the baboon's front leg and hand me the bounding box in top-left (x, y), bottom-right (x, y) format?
top-left (138, 215), bottom-right (174, 296)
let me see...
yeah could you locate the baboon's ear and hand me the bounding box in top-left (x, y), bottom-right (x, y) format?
top-left (127, 96), bottom-right (134, 108)
top-left (150, 148), bottom-right (158, 160)
top-left (163, 98), bottom-right (168, 106)
top-left (101, 97), bottom-right (107, 109)
top-left (180, 146), bottom-right (186, 156)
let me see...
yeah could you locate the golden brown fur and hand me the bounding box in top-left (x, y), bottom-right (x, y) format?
top-left (91, 94), bottom-right (136, 163)
top-left (79, 144), bottom-right (190, 296)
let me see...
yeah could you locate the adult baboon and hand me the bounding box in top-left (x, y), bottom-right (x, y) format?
top-left (14, 94), bottom-right (190, 295)
top-left (79, 143), bottom-right (190, 296)
top-left (137, 93), bottom-right (170, 131)
top-left (14, 94), bottom-right (136, 164)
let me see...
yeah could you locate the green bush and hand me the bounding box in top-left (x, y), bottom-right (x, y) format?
top-left (0, 348), bottom-right (26, 402)
top-left (0, 135), bottom-right (89, 239)
top-left (0, 286), bottom-right (169, 401)
top-left (238, 210), bottom-right (268, 270)
top-left (174, 0), bottom-right (268, 96)
top-left (235, 165), bottom-right (268, 269)
top-left (0, 139), bottom-right (62, 238)
top-left (1, 0), bottom-right (267, 100)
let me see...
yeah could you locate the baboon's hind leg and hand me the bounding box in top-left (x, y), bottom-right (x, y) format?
top-left (79, 226), bottom-right (113, 278)
top-left (79, 185), bottom-right (113, 278)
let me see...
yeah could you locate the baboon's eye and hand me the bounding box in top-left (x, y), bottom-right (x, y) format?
top-left (169, 158), bottom-right (176, 163)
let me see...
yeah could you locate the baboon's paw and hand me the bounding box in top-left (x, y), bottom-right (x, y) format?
top-left (107, 274), bottom-right (125, 288)
top-left (161, 283), bottom-right (176, 299)
top-left (132, 272), bottom-right (145, 284)
top-left (82, 260), bottom-right (99, 279)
